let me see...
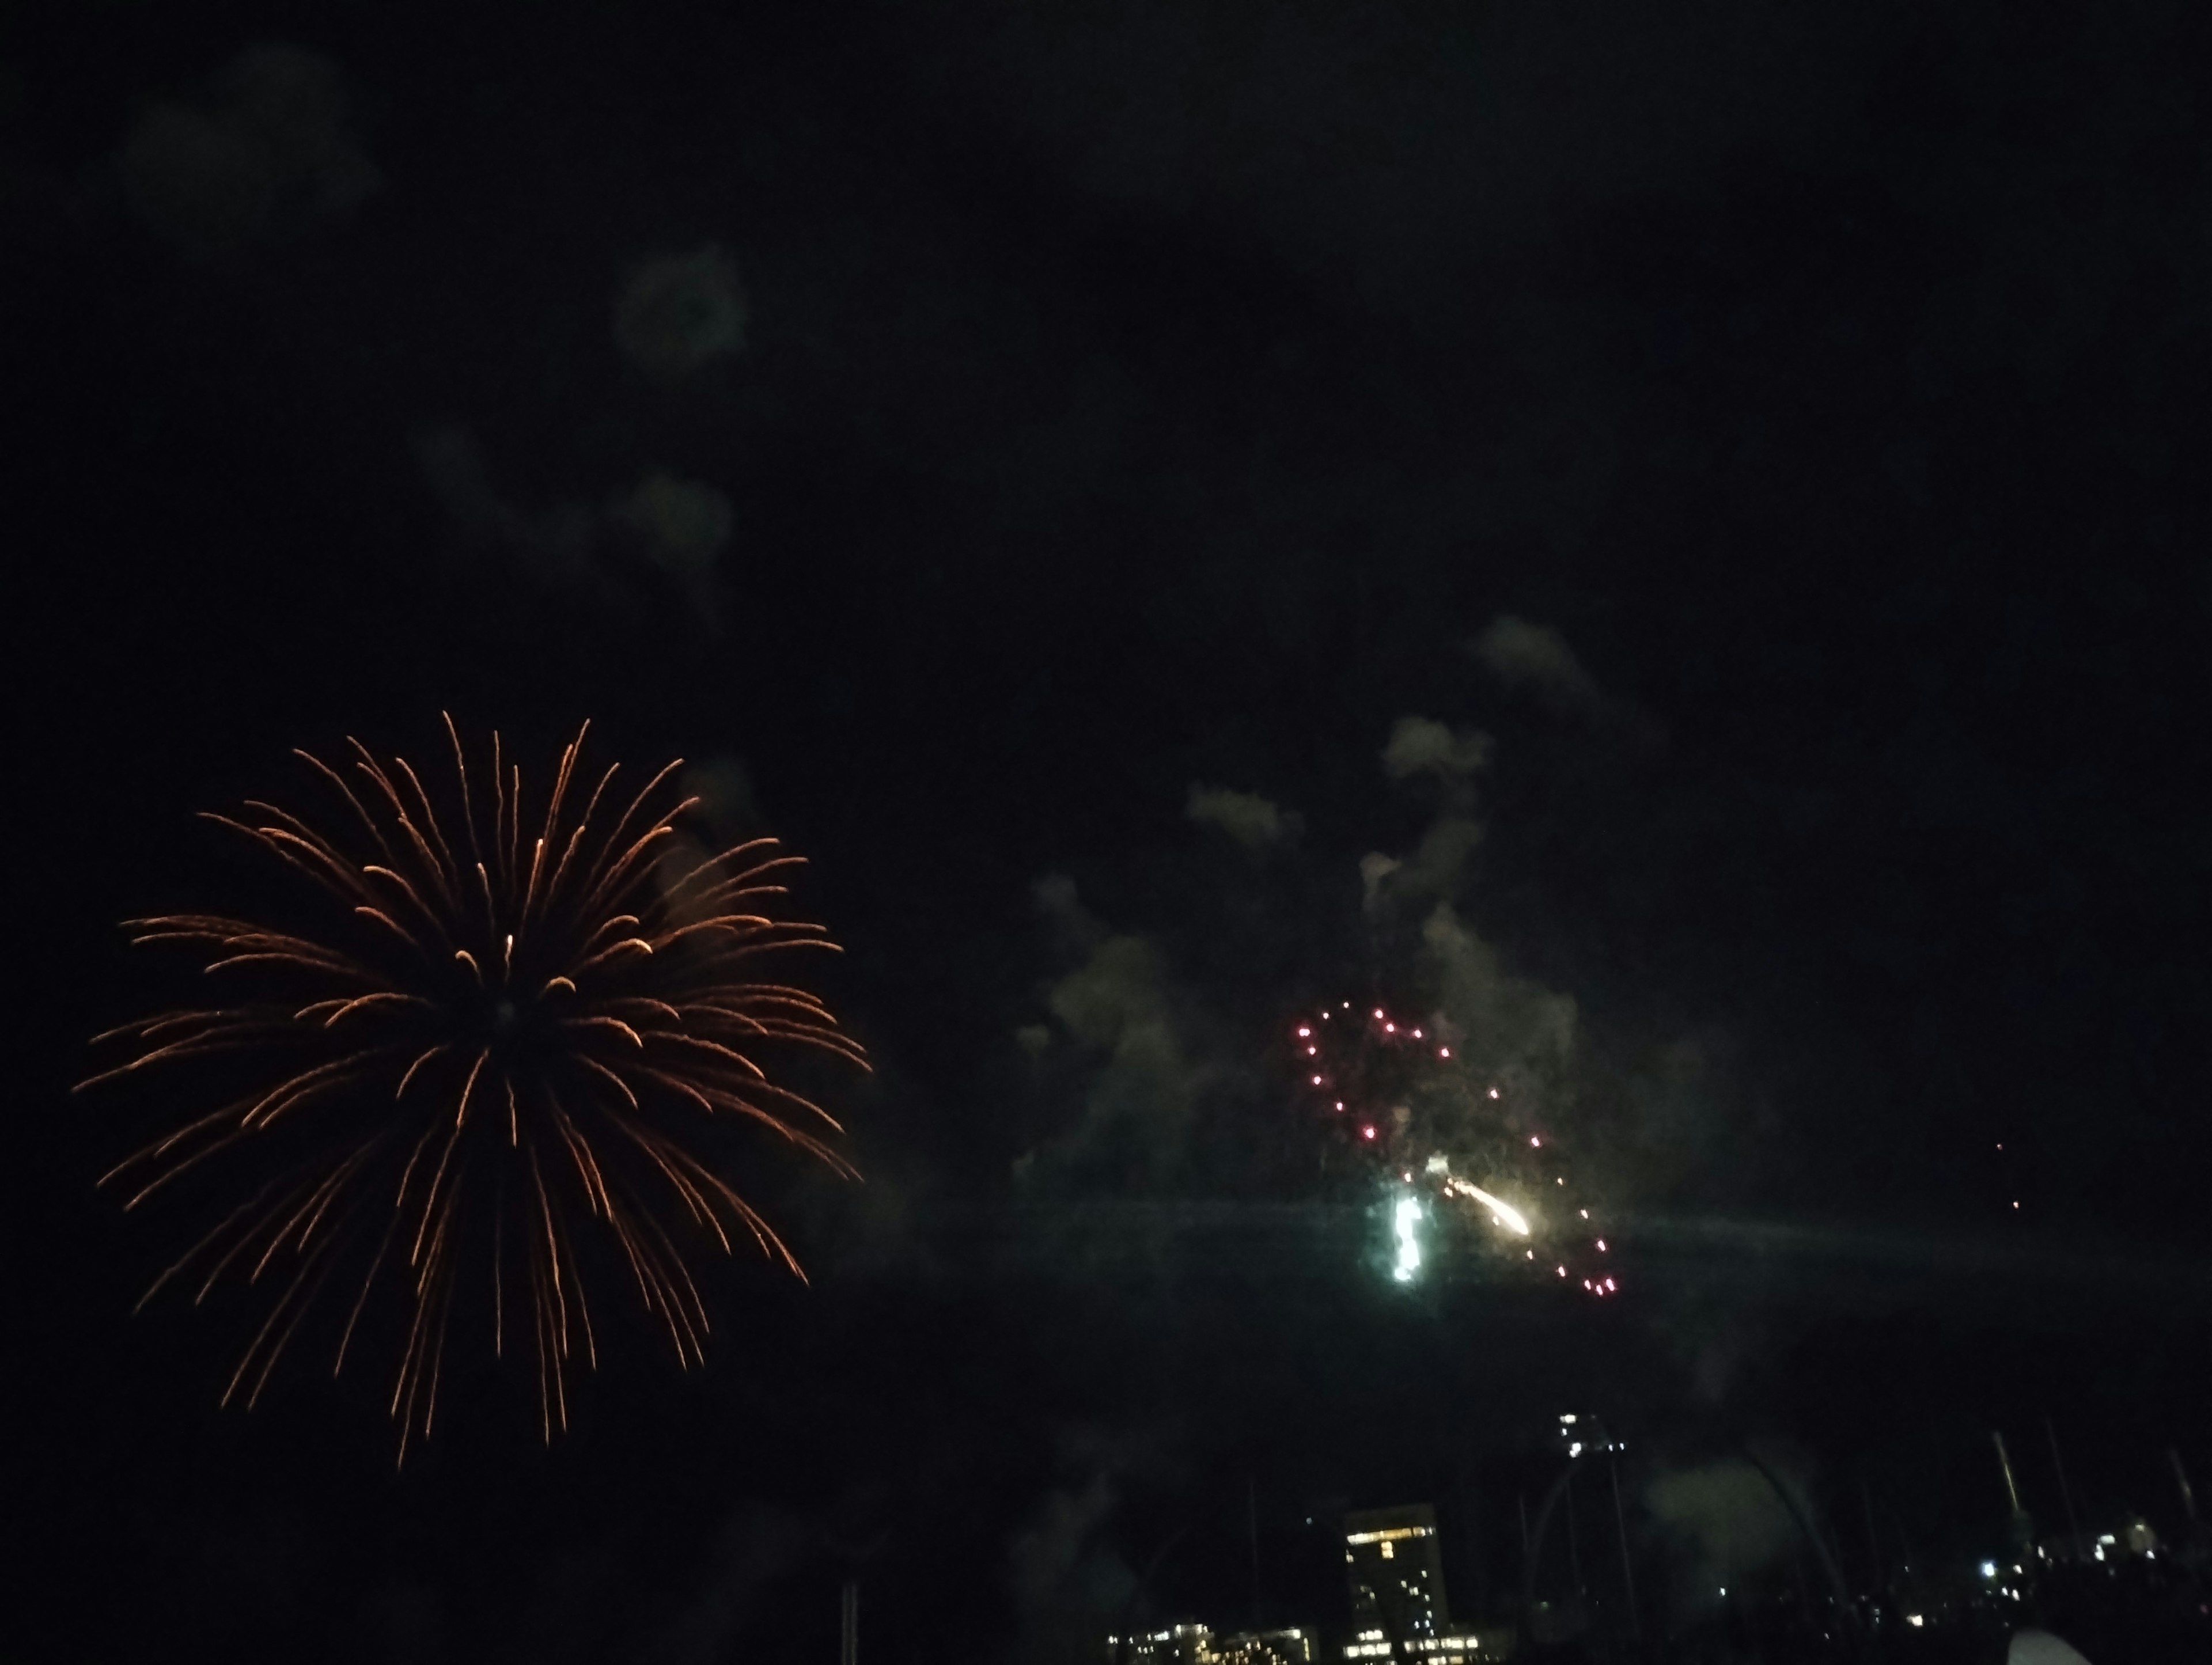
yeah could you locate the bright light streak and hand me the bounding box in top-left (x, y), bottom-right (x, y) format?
top-left (1445, 1179), bottom-right (1531, 1237)
top-left (1392, 1196), bottom-right (1422, 1283)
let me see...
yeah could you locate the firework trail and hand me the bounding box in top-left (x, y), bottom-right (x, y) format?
top-left (1289, 1001), bottom-right (1617, 1296)
top-left (79, 719), bottom-right (868, 1457)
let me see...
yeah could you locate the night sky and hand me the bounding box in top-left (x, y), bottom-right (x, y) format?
top-left (4, 3), bottom-right (2210, 1660)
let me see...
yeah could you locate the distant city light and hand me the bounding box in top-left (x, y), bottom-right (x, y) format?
top-left (1980, 1561), bottom-right (1998, 1580)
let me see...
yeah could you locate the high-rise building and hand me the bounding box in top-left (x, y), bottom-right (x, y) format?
top-left (1211, 1629), bottom-right (1315, 1665)
top-left (1344, 1504), bottom-right (1450, 1646)
top-left (1109, 1622), bottom-right (1213, 1665)
top-left (1342, 1505), bottom-right (1510, 1662)
top-left (1107, 1624), bottom-right (1313, 1665)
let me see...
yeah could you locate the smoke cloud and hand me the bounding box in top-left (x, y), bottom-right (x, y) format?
top-left (1020, 877), bottom-right (1207, 1193)
top-left (415, 425), bottom-right (733, 624)
top-left (1185, 783), bottom-right (1298, 849)
top-left (116, 44), bottom-right (380, 259)
top-left (642, 1501), bottom-right (804, 1665)
top-left (1643, 1457), bottom-right (1805, 1608)
top-left (1380, 715), bottom-right (1493, 784)
top-left (613, 246), bottom-right (748, 381)
top-left (610, 470), bottom-right (735, 624)
top-left (1007, 1426), bottom-right (1164, 1665)
top-left (1471, 615), bottom-right (1606, 718)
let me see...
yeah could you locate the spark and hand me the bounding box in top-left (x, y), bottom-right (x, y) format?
top-left (79, 719), bottom-right (866, 1457)
top-left (1442, 1178), bottom-right (1531, 1237)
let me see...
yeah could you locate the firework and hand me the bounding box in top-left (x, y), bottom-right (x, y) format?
top-left (79, 719), bottom-right (867, 1455)
top-left (1287, 1000), bottom-right (1615, 1295)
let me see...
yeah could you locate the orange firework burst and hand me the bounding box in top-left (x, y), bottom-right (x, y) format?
top-left (78, 718), bottom-right (867, 1457)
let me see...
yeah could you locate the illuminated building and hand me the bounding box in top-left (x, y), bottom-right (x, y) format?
top-left (1342, 1505), bottom-right (1510, 1662)
top-left (1109, 1623), bottom-right (1213, 1665)
top-left (1345, 1504), bottom-right (1450, 1648)
top-left (1107, 1624), bottom-right (1313, 1665)
top-left (1212, 1630), bottom-right (1315, 1665)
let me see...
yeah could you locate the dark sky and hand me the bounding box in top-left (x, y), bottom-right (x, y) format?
top-left (4, 2), bottom-right (2210, 1660)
